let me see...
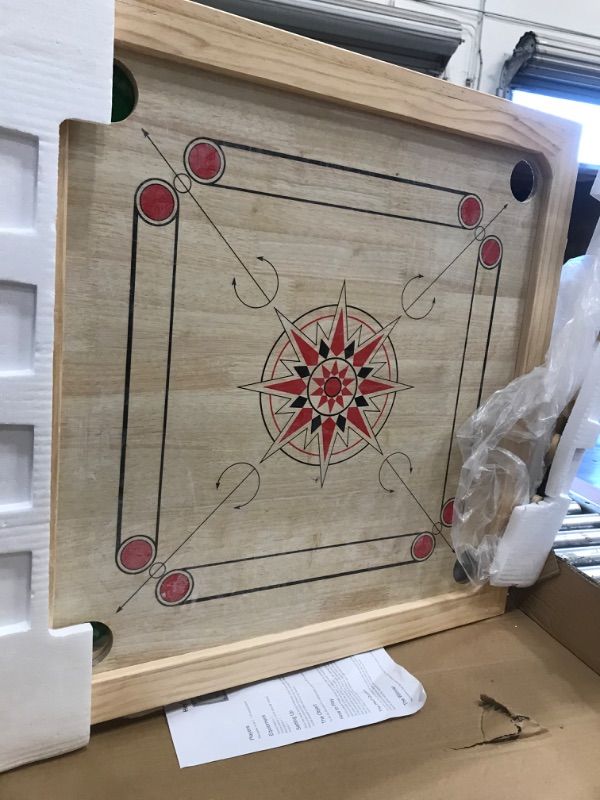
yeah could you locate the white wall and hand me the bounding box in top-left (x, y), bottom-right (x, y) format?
top-left (368, 0), bottom-right (600, 94)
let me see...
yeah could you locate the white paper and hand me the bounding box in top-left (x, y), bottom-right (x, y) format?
top-left (166, 649), bottom-right (426, 767)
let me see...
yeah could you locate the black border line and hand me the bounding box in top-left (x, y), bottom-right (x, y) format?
top-left (117, 135), bottom-right (507, 607)
top-left (440, 257), bottom-right (481, 512)
top-left (154, 212), bottom-right (180, 545)
top-left (186, 530), bottom-right (421, 571)
top-left (115, 190), bottom-right (180, 566)
top-left (440, 249), bottom-right (503, 512)
top-left (212, 184), bottom-right (462, 230)
top-left (477, 258), bottom-right (503, 406)
top-left (213, 138), bottom-right (468, 196)
top-left (183, 557), bottom-right (417, 604)
top-left (115, 204), bottom-right (139, 557)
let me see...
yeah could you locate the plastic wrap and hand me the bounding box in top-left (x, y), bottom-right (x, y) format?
top-left (452, 253), bottom-right (600, 584)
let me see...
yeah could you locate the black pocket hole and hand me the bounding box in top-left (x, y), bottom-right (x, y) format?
top-left (91, 621), bottom-right (113, 665)
top-left (112, 61), bottom-right (138, 123)
top-left (453, 559), bottom-right (469, 584)
top-left (510, 160), bottom-right (536, 202)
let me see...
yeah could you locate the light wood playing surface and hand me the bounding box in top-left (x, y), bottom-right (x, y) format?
top-left (52, 47), bottom-right (543, 674)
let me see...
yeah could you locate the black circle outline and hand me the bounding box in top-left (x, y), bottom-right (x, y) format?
top-left (457, 193), bottom-right (484, 229)
top-left (441, 497), bottom-right (455, 528)
top-left (184, 138), bottom-right (226, 185)
top-left (149, 561), bottom-right (167, 579)
top-left (478, 235), bottom-right (503, 270)
top-left (173, 172), bottom-right (193, 194)
top-left (135, 178), bottom-right (179, 226)
top-left (155, 569), bottom-right (194, 606)
top-left (307, 357), bottom-right (358, 416)
top-left (411, 531), bottom-right (436, 562)
top-left (116, 535), bottom-right (157, 574)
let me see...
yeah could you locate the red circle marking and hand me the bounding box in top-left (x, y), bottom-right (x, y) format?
top-left (324, 376), bottom-right (342, 397)
top-left (412, 532), bottom-right (435, 561)
top-left (459, 195), bottom-right (483, 228)
top-left (480, 236), bottom-right (502, 268)
top-left (157, 570), bottom-right (192, 604)
top-left (188, 142), bottom-right (222, 181)
top-left (138, 182), bottom-right (176, 223)
top-left (441, 498), bottom-right (455, 527)
top-left (118, 537), bottom-right (154, 572)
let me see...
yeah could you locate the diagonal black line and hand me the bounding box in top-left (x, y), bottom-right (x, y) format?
top-left (386, 460), bottom-right (437, 527)
top-left (404, 237), bottom-right (477, 312)
top-left (143, 130), bottom-right (270, 303)
top-left (404, 203), bottom-right (508, 312)
top-left (185, 192), bottom-right (270, 302)
top-left (145, 133), bottom-right (175, 175)
top-left (439, 529), bottom-right (455, 552)
top-left (116, 469), bottom-right (255, 611)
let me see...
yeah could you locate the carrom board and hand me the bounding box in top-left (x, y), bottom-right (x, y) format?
top-left (51, 0), bottom-right (578, 722)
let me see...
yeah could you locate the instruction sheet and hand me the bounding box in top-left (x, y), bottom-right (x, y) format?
top-left (166, 648), bottom-right (426, 767)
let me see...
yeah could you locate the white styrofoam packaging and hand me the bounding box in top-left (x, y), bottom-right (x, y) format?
top-left (489, 339), bottom-right (600, 587)
top-left (489, 185), bottom-right (600, 588)
top-left (0, 1), bottom-right (114, 771)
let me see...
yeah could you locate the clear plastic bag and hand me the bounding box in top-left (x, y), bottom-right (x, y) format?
top-left (452, 254), bottom-right (600, 584)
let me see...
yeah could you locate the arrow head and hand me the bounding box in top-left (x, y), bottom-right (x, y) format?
top-left (216, 480), bottom-right (220, 489)
top-left (257, 256), bottom-right (264, 262)
top-left (417, 273), bottom-right (423, 278)
top-left (141, 128), bottom-right (149, 138)
top-left (116, 606), bottom-right (123, 613)
top-left (432, 297), bottom-right (436, 304)
top-left (231, 277), bottom-right (236, 287)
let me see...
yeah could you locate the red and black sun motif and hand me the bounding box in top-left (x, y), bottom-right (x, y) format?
top-left (242, 285), bottom-right (411, 484)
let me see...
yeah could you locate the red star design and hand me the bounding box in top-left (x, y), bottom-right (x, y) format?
top-left (242, 285), bottom-right (411, 484)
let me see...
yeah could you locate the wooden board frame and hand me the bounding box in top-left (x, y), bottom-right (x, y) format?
top-left (52, 0), bottom-right (579, 723)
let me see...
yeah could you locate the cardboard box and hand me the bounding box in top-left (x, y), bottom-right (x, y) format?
top-left (519, 554), bottom-right (600, 677)
top-left (3, 611), bottom-right (600, 799)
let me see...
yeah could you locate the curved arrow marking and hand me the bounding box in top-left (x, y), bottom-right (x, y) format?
top-left (216, 462), bottom-right (261, 509)
top-left (116, 461), bottom-right (261, 613)
top-left (378, 450), bottom-right (413, 493)
top-left (232, 256), bottom-right (280, 309)
top-left (142, 127), bottom-right (279, 310)
top-left (401, 274), bottom-right (435, 320)
top-left (379, 451), bottom-right (437, 529)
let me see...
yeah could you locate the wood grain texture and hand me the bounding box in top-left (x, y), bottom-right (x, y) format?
top-left (50, 0), bottom-right (578, 721)
top-left (114, 0), bottom-right (579, 374)
top-left (54, 52), bottom-right (539, 671)
top-left (91, 586), bottom-right (505, 723)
